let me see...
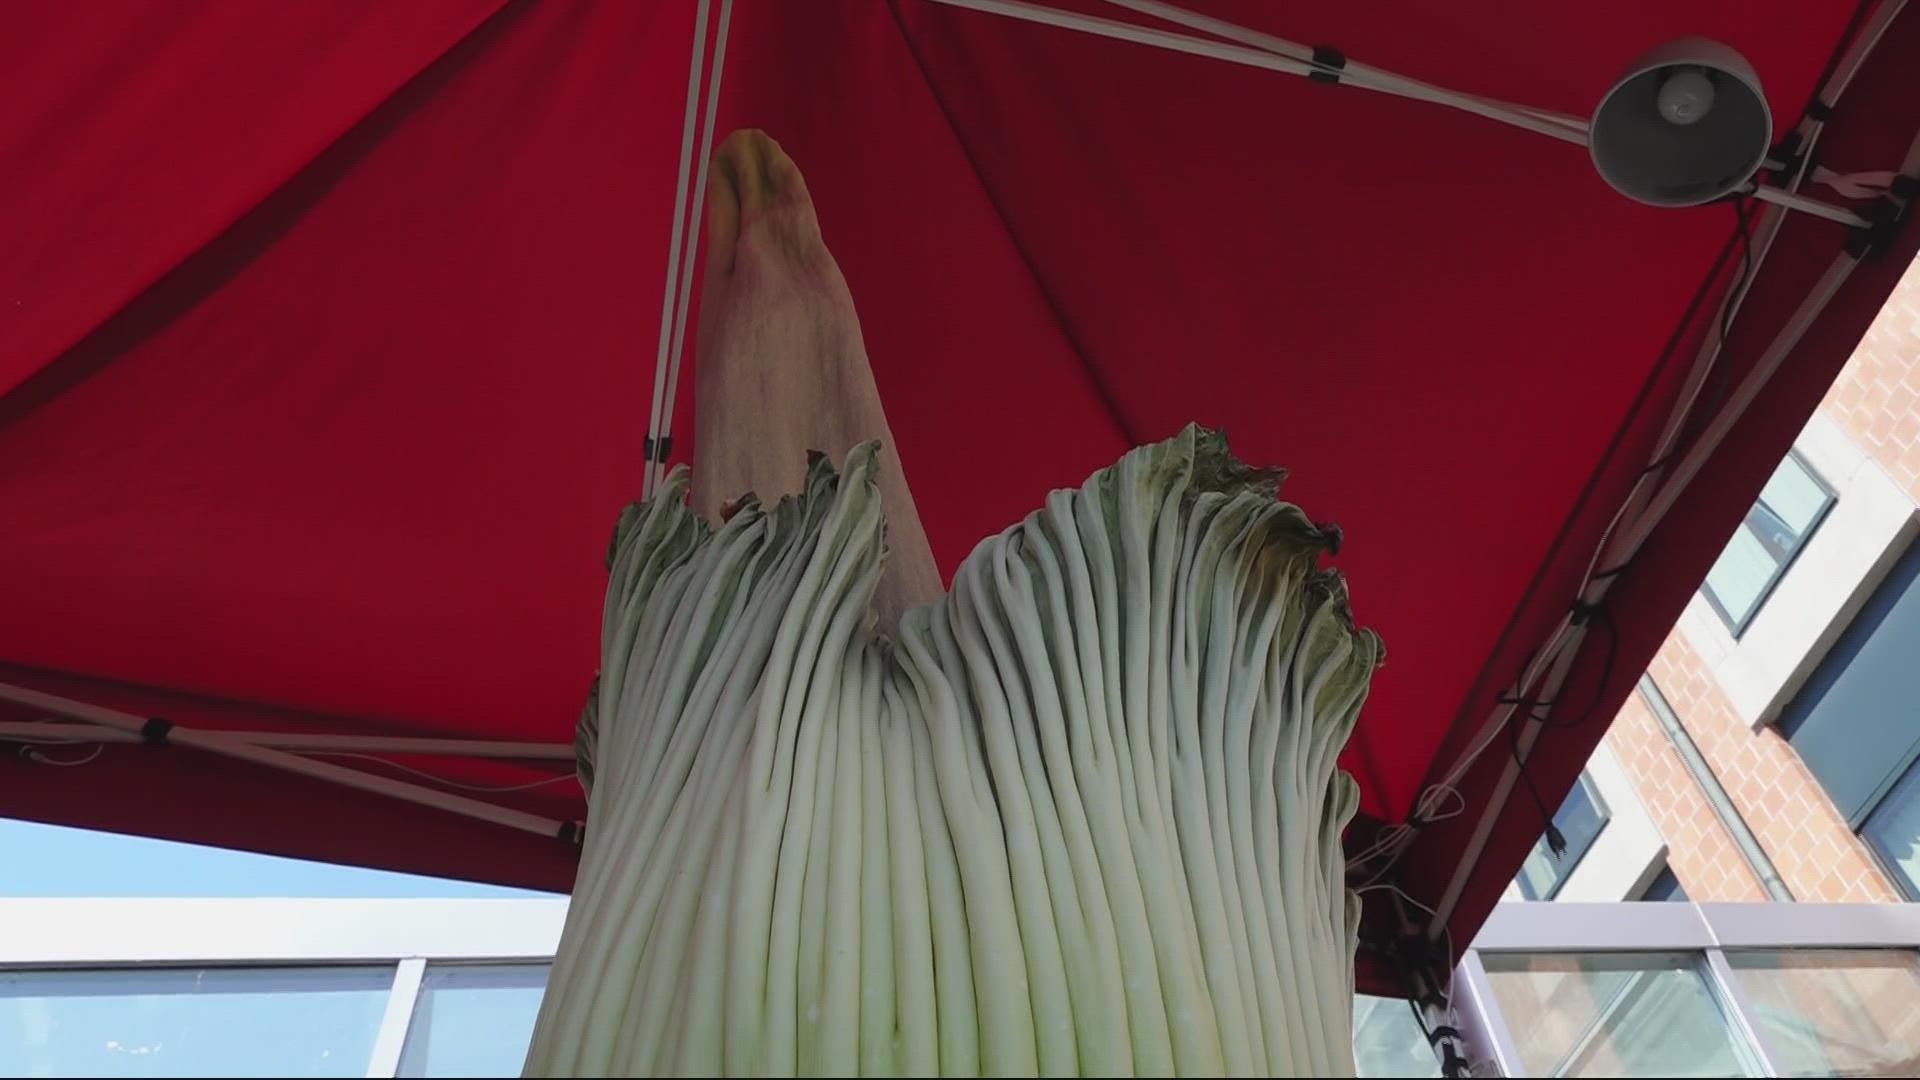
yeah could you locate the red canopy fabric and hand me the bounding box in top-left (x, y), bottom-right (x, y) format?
top-left (3, 0), bottom-right (1917, 993)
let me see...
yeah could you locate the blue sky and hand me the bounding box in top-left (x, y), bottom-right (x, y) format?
top-left (0, 817), bottom-right (558, 899)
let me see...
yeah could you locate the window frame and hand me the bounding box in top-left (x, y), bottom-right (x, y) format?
top-left (1699, 449), bottom-right (1837, 637)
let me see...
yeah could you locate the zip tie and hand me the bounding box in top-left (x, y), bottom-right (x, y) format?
top-left (1308, 45), bottom-right (1345, 84)
top-left (1847, 192), bottom-right (1913, 260)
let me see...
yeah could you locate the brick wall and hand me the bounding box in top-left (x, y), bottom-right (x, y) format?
top-left (1601, 256), bottom-right (1920, 904)
top-left (1604, 693), bottom-right (1768, 902)
top-left (1818, 259), bottom-right (1920, 504)
top-left (1642, 635), bottom-right (1897, 902)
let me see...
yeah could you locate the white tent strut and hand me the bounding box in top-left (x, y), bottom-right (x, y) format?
top-left (925, 0), bottom-right (1589, 145)
top-left (653, 0), bottom-right (734, 497)
top-left (642, 0), bottom-right (715, 500)
top-left (925, 0), bottom-right (1873, 225)
top-left (0, 683), bottom-right (580, 843)
top-left (0, 720), bottom-right (573, 760)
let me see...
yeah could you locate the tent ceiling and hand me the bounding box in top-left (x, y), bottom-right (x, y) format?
top-left (3, 0), bottom-right (1916, 993)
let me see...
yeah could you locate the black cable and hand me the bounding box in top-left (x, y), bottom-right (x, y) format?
top-left (1506, 717), bottom-right (1567, 855)
top-left (1646, 201), bottom-right (1755, 485)
top-left (1533, 207), bottom-right (1749, 752)
top-left (1501, 203), bottom-right (1750, 788)
top-left (1498, 599), bottom-right (1621, 737)
top-left (1501, 601), bottom-right (1620, 857)
top-left (1499, 200), bottom-right (1728, 869)
top-left (1570, 604), bottom-right (1621, 727)
top-left (1693, 198), bottom-right (1757, 438)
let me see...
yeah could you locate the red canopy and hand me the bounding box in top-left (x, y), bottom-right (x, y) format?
top-left (3, 0), bottom-right (1917, 993)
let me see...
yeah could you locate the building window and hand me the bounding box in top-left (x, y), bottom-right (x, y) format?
top-left (1514, 773), bottom-right (1610, 900)
top-left (1638, 864), bottom-right (1687, 902)
top-left (1862, 759), bottom-right (1920, 901)
top-left (1700, 451), bottom-right (1835, 635)
top-left (1780, 539), bottom-right (1920, 899)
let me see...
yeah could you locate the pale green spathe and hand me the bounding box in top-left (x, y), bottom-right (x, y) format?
top-left (526, 425), bottom-right (1379, 1077)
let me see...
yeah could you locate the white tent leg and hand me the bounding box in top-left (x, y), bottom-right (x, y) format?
top-left (642, 0), bottom-right (715, 499)
top-left (924, 0), bottom-right (1879, 222)
top-left (923, 0), bottom-right (1587, 145)
top-left (0, 720), bottom-right (572, 760)
top-left (0, 683), bottom-right (579, 842)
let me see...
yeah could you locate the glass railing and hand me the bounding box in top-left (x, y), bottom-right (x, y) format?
top-left (1477, 950), bottom-right (1761, 1076)
top-left (4, 898), bottom-right (1919, 1077)
top-left (0, 965), bottom-right (395, 1077)
top-left (1455, 901), bottom-right (1920, 1077)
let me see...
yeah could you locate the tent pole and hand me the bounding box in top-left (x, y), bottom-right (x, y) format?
top-left (642, 0), bottom-right (714, 499)
top-left (1748, 183), bottom-right (1871, 227)
top-left (651, 0), bottom-right (734, 493)
top-left (924, 0), bottom-right (1587, 145)
top-left (0, 721), bottom-right (573, 760)
top-left (0, 683), bottom-right (580, 842)
top-left (931, 0), bottom-right (1886, 224)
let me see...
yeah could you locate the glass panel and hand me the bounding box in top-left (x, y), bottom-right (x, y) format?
top-left (1727, 949), bottom-right (1920, 1077)
top-left (1863, 759), bottom-right (1920, 900)
top-left (1352, 993), bottom-right (1440, 1077)
top-left (1702, 453), bottom-right (1833, 633)
top-left (1779, 540), bottom-right (1920, 825)
top-left (1757, 454), bottom-right (1831, 538)
top-left (0, 966), bottom-right (390, 1078)
top-left (1514, 775), bottom-right (1610, 901)
top-left (396, 963), bottom-right (550, 1078)
top-left (1480, 952), bottom-right (1756, 1077)
top-left (1514, 843), bottom-right (1556, 902)
top-left (1703, 526), bottom-right (1780, 628)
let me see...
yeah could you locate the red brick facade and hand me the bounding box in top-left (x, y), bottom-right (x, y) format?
top-left (1820, 268), bottom-right (1920, 506)
top-left (1606, 691), bottom-right (1769, 902)
top-left (1601, 259), bottom-right (1920, 904)
top-left (1605, 636), bottom-right (1900, 902)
